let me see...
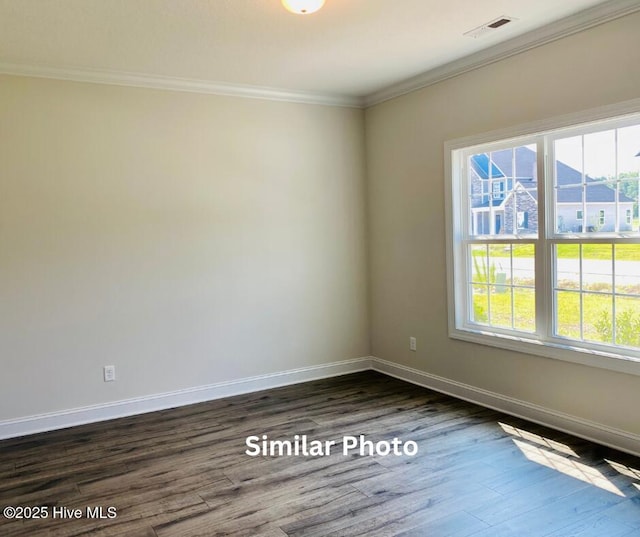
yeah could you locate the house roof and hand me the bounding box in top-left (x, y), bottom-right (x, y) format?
top-left (470, 153), bottom-right (505, 180)
top-left (475, 181), bottom-right (538, 209)
top-left (474, 146), bottom-right (634, 204)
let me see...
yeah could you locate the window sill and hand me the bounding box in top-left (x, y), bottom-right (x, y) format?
top-left (450, 326), bottom-right (640, 377)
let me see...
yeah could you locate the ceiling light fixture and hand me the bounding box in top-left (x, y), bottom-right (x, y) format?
top-left (281, 0), bottom-right (325, 15)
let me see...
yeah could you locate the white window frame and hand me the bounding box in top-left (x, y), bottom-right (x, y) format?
top-left (445, 98), bottom-right (640, 376)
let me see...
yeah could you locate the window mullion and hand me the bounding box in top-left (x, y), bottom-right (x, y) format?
top-left (579, 245), bottom-right (584, 341)
top-left (489, 153), bottom-right (495, 235)
top-left (614, 129), bottom-right (619, 233)
top-left (581, 135), bottom-right (587, 234)
top-left (536, 137), bottom-right (550, 341)
top-left (612, 244), bottom-right (616, 345)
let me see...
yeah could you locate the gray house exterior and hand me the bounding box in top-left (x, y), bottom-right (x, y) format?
top-left (469, 146), bottom-right (635, 235)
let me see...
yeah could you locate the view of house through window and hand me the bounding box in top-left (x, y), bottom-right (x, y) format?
top-left (469, 144), bottom-right (539, 237)
top-left (468, 144), bottom-right (538, 332)
top-left (551, 125), bottom-right (640, 350)
top-left (553, 127), bottom-right (639, 234)
top-left (450, 114), bottom-right (640, 364)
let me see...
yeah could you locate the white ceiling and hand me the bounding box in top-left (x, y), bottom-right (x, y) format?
top-left (0, 0), bottom-right (635, 105)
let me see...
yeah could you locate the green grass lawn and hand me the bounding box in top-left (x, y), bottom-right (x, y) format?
top-left (473, 243), bottom-right (639, 261)
top-left (473, 286), bottom-right (640, 347)
top-left (470, 238), bottom-right (640, 347)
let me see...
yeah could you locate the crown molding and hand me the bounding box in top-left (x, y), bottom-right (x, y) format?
top-left (364, 0), bottom-right (640, 108)
top-left (1, 0), bottom-right (637, 110)
top-left (0, 62), bottom-right (365, 109)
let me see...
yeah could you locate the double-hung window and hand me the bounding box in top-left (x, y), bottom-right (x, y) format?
top-left (446, 107), bottom-right (640, 374)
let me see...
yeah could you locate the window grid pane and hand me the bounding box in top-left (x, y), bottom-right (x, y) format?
top-left (468, 145), bottom-right (538, 238)
top-left (553, 127), bottom-right (640, 236)
top-left (553, 243), bottom-right (640, 351)
top-left (468, 243), bottom-right (535, 333)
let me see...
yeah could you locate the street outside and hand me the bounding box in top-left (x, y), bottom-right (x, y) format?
top-left (487, 257), bottom-right (640, 287)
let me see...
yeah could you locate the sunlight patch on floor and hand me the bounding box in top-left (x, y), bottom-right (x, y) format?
top-left (606, 459), bottom-right (640, 480)
top-left (499, 422), bottom-right (579, 457)
top-left (512, 438), bottom-right (625, 497)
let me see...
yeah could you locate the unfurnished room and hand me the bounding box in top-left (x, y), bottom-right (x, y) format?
top-left (1, 1), bottom-right (640, 536)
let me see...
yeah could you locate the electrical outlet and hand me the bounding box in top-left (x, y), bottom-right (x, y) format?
top-left (103, 365), bottom-right (116, 382)
top-left (409, 337), bottom-right (417, 352)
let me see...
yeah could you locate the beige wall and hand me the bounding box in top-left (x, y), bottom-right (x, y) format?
top-left (0, 76), bottom-right (369, 419)
top-left (366, 12), bottom-right (640, 435)
top-left (2, 11), bottom-right (639, 435)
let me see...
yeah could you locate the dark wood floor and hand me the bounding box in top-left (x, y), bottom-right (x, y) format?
top-left (1, 371), bottom-right (639, 536)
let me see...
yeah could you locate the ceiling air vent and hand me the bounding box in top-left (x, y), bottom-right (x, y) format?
top-left (464, 16), bottom-right (517, 39)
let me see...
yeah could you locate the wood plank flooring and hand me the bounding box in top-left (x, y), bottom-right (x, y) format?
top-left (1, 371), bottom-right (639, 536)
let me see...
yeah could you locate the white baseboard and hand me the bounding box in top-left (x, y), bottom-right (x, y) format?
top-left (371, 357), bottom-right (640, 458)
top-left (0, 357), bottom-right (372, 440)
top-left (3, 355), bottom-right (638, 458)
